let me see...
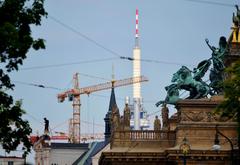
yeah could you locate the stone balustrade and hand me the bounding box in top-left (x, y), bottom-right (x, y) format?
top-left (111, 130), bottom-right (176, 148)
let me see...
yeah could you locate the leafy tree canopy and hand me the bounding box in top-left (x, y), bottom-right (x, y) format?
top-left (217, 60), bottom-right (240, 119)
top-left (0, 0), bottom-right (47, 157)
top-left (217, 59), bottom-right (240, 145)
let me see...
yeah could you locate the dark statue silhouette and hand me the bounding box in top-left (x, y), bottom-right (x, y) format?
top-left (44, 117), bottom-right (49, 134)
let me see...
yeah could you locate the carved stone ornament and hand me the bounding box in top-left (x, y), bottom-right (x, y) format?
top-left (184, 111), bottom-right (205, 122)
top-left (181, 111), bottom-right (234, 122)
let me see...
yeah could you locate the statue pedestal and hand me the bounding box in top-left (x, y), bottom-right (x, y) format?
top-left (175, 96), bottom-right (237, 150)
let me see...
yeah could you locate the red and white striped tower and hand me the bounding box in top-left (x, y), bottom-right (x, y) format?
top-left (135, 9), bottom-right (139, 47)
top-left (133, 8), bottom-right (141, 130)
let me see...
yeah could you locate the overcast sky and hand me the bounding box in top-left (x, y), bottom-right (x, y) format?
top-left (1, 0), bottom-right (238, 162)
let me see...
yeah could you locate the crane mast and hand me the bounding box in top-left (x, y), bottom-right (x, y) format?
top-left (72, 73), bottom-right (80, 143)
top-left (57, 73), bottom-right (148, 143)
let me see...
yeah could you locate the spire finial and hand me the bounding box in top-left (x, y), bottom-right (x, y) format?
top-left (111, 63), bottom-right (115, 87)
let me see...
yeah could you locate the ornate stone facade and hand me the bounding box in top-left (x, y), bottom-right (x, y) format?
top-left (99, 96), bottom-right (238, 165)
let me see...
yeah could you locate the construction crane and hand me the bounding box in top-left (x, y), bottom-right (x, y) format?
top-left (57, 73), bottom-right (148, 143)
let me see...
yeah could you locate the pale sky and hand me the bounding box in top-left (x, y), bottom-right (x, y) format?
top-left (1, 0), bottom-right (238, 163)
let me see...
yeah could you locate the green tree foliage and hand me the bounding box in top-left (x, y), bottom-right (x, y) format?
top-left (217, 60), bottom-right (240, 146)
top-left (0, 0), bottom-right (47, 157)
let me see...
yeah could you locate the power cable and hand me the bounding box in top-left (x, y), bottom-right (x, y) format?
top-left (141, 58), bottom-right (194, 67)
top-left (49, 15), bottom-right (194, 67)
top-left (121, 56), bottom-right (194, 67)
top-left (13, 71), bottom-right (110, 90)
top-left (20, 56), bottom-right (194, 69)
top-left (49, 15), bottom-right (122, 58)
top-left (181, 0), bottom-right (235, 7)
top-left (77, 72), bottom-right (110, 81)
top-left (13, 80), bottom-right (62, 90)
top-left (21, 57), bottom-right (118, 70)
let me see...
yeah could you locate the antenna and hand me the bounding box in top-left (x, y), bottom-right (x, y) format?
top-left (135, 8), bottom-right (139, 47)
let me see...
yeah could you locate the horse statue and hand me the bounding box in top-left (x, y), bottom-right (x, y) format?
top-left (171, 66), bottom-right (210, 99)
top-left (155, 84), bottom-right (180, 107)
top-left (156, 65), bottom-right (210, 107)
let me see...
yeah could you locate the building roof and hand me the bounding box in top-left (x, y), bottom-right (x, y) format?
top-left (72, 141), bottom-right (108, 165)
top-left (84, 141), bottom-right (108, 164)
top-left (50, 142), bottom-right (89, 149)
top-left (72, 151), bottom-right (88, 165)
top-left (0, 156), bottom-right (24, 159)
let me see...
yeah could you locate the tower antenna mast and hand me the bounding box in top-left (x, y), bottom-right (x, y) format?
top-left (133, 8), bottom-right (142, 130)
top-left (135, 8), bottom-right (139, 48)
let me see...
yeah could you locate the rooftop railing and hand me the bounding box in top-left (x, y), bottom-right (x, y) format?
top-left (111, 130), bottom-right (176, 148)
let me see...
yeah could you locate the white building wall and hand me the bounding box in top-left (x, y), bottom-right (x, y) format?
top-left (49, 149), bottom-right (86, 165)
